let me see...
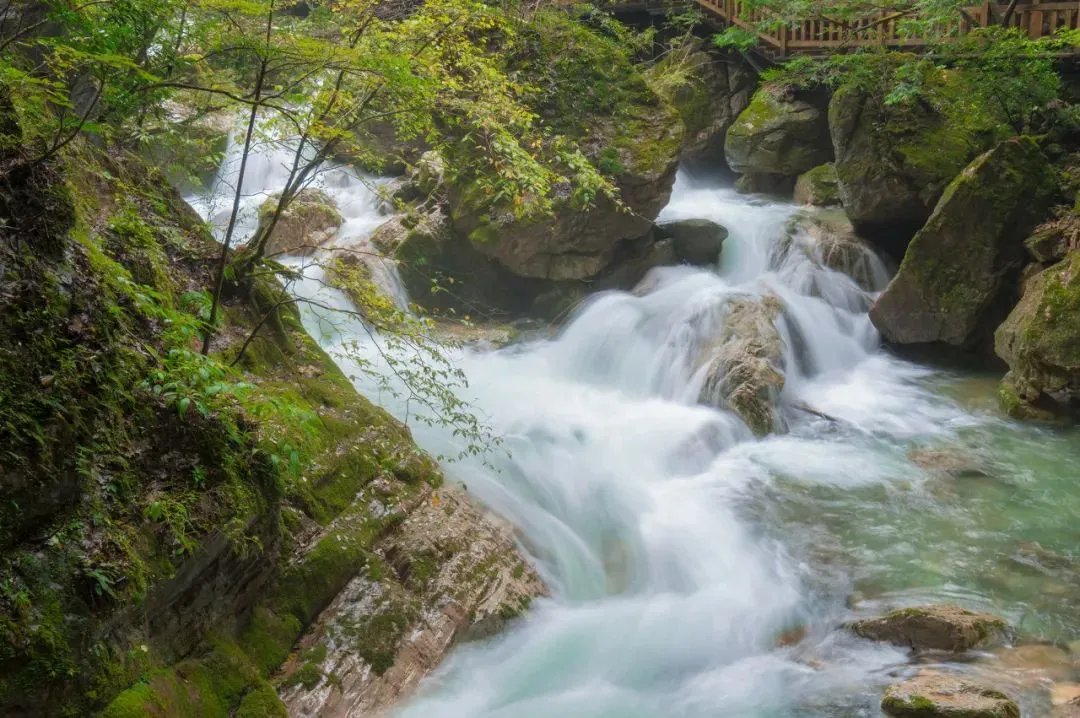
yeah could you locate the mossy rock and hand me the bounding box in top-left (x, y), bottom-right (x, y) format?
top-left (793, 163), bottom-right (841, 207)
top-left (829, 72), bottom-right (1007, 257)
top-left (994, 249), bottom-right (1080, 416)
top-left (847, 603), bottom-right (1008, 652)
top-left (881, 672), bottom-right (1019, 718)
top-left (870, 137), bottom-right (1057, 351)
top-left (724, 85), bottom-right (832, 179)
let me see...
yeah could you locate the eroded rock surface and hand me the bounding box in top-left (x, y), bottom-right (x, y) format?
top-left (697, 295), bottom-right (786, 437)
top-left (725, 86), bottom-right (832, 183)
top-left (277, 486), bottom-right (543, 717)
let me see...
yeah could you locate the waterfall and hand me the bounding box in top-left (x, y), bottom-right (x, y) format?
top-left (186, 132), bottom-right (410, 309)
top-left (189, 154), bottom-right (1076, 716)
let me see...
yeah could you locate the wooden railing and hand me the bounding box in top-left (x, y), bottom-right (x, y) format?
top-left (693, 0), bottom-right (1080, 56)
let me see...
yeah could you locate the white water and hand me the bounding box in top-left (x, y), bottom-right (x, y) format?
top-left (191, 149), bottom-right (1014, 715)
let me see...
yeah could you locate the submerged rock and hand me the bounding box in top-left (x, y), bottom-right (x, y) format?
top-left (655, 218), bottom-right (728, 266)
top-left (697, 295), bottom-right (786, 437)
top-left (256, 188), bottom-right (344, 256)
top-left (793, 163), bottom-right (841, 207)
top-left (881, 671), bottom-right (1019, 718)
top-left (725, 85), bottom-right (832, 182)
top-left (848, 604), bottom-right (1008, 652)
top-left (828, 80), bottom-right (1001, 257)
top-left (995, 249), bottom-right (1080, 417)
top-left (870, 138), bottom-right (1057, 351)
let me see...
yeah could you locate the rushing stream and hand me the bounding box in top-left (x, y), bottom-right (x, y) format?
top-left (193, 144), bottom-right (1080, 717)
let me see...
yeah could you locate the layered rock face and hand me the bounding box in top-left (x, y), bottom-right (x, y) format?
top-left (725, 86), bottom-right (832, 192)
top-left (828, 82), bottom-right (1001, 257)
top-left (870, 138), bottom-right (1057, 350)
top-left (277, 487), bottom-right (543, 716)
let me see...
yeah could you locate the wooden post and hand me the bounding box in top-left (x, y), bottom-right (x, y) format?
top-left (1030, 0), bottom-right (1043, 38)
top-left (779, 22), bottom-right (788, 55)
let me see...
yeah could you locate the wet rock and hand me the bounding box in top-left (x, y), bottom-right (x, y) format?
top-left (277, 486), bottom-right (544, 716)
top-left (787, 210), bottom-right (888, 291)
top-left (1053, 689), bottom-right (1080, 717)
top-left (793, 163), bottom-right (841, 207)
top-left (848, 604), bottom-right (1008, 652)
top-left (655, 218), bottom-right (727, 266)
top-left (828, 79), bottom-right (1001, 258)
top-left (255, 188), bottom-right (343, 256)
top-left (869, 138), bottom-right (1057, 351)
top-left (724, 85), bottom-right (832, 181)
top-left (881, 671), bottom-right (1019, 718)
top-left (995, 249), bottom-right (1080, 417)
top-left (734, 172), bottom-right (796, 197)
top-left (697, 295), bottom-right (786, 437)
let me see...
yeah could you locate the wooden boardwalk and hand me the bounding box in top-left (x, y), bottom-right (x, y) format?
top-left (692, 0), bottom-right (1080, 57)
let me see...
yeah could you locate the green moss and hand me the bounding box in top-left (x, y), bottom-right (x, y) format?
top-left (235, 684), bottom-right (287, 718)
top-left (337, 593), bottom-right (419, 675)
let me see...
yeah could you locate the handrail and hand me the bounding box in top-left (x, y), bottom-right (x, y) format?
top-left (693, 0), bottom-right (1080, 56)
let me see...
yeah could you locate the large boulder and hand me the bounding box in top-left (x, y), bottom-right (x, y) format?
top-left (869, 138), bottom-right (1057, 350)
top-left (449, 116), bottom-right (682, 282)
top-left (725, 85), bottom-right (832, 183)
top-left (655, 218), bottom-right (728, 266)
top-left (697, 295), bottom-right (786, 436)
top-left (256, 188), bottom-right (343, 256)
top-left (445, 10), bottom-right (684, 284)
top-left (829, 79), bottom-right (1002, 257)
top-left (848, 604), bottom-right (1008, 652)
top-left (995, 250), bottom-right (1080, 417)
top-left (881, 672), bottom-right (1019, 718)
top-left (646, 37), bottom-right (757, 168)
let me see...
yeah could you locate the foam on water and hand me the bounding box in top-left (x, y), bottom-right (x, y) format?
top-left (191, 157), bottom-right (1074, 716)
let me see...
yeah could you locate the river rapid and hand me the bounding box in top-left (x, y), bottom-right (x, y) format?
top-left (192, 142), bottom-right (1080, 717)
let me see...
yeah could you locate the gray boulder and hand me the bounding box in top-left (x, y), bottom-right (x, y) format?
top-left (656, 219), bottom-right (728, 266)
top-left (725, 86), bottom-right (832, 180)
top-left (869, 138), bottom-right (1057, 350)
top-left (848, 604), bottom-right (1008, 652)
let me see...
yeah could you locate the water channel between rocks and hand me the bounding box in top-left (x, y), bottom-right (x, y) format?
top-left (192, 146), bottom-right (1080, 717)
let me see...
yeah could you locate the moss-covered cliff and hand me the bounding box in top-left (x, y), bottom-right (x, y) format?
top-left (0, 101), bottom-right (539, 715)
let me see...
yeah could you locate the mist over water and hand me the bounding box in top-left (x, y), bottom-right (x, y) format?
top-left (194, 150), bottom-right (1080, 717)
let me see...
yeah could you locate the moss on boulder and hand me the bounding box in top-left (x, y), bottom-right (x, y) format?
top-left (994, 249), bottom-right (1080, 416)
top-left (793, 163), bottom-right (841, 207)
top-left (881, 671), bottom-right (1019, 718)
top-left (725, 85), bottom-right (832, 181)
top-left (444, 9), bottom-right (683, 283)
top-left (870, 137), bottom-right (1057, 351)
top-left (255, 188), bottom-right (343, 257)
top-left (828, 73), bottom-right (1005, 257)
top-left (645, 37), bottom-right (757, 167)
top-left (848, 604), bottom-right (1008, 652)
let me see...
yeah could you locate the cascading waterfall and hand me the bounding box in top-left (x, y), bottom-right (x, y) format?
top-left (193, 147), bottom-right (1080, 717)
top-left (186, 133), bottom-right (410, 308)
